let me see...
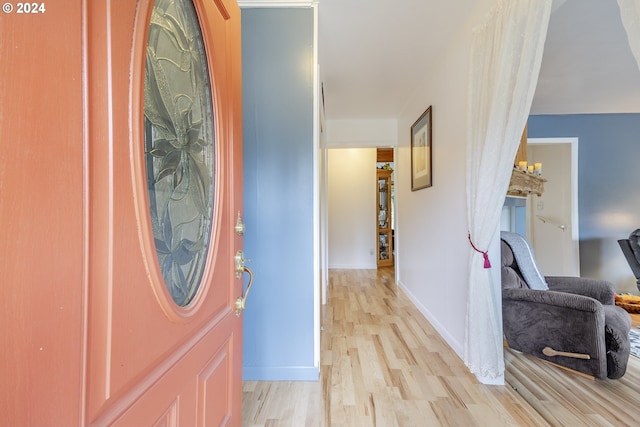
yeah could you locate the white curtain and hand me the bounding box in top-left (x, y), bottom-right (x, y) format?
top-left (617, 0), bottom-right (640, 71)
top-left (465, 0), bottom-right (553, 379)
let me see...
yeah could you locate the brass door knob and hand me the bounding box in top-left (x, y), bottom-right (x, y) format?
top-left (235, 266), bottom-right (254, 316)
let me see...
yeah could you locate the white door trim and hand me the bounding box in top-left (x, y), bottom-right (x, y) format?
top-left (528, 137), bottom-right (580, 275)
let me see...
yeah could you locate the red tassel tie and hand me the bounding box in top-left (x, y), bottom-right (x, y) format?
top-left (468, 233), bottom-right (491, 268)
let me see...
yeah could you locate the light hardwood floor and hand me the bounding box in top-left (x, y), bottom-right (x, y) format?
top-left (243, 268), bottom-right (553, 426)
top-left (243, 269), bottom-right (640, 426)
top-left (504, 312), bottom-right (640, 427)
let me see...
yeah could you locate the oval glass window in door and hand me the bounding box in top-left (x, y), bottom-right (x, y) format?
top-left (143, 0), bottom-right (215, 307)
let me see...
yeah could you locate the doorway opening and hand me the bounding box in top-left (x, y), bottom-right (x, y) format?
top-left (527, 137), bottom-right (580, 277)
top-left (325, 148), bottom-right (396, 265)
top-left (323, 146), bottom-right (398, 303)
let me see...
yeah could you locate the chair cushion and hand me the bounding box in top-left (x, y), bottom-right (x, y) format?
top-left (501, 241), bottom-right (528, 289)
top-left (500, 231), bottom-right (548, 290)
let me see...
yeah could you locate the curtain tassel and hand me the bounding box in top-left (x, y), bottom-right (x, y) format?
top-left (468, 233), bottom-right (491, 268)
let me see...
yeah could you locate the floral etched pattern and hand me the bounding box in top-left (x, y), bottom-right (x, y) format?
top-left (144, 0), bottom-right (215, 306)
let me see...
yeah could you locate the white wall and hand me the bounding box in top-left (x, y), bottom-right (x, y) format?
top-left (394, 0), bottom-right (500, 358)
top-left (327, 148), bottom-right (377, 268)
top-left (325, 119), bottom-right (397, 148)
top-left (323, 119), bottom-right (398, 271)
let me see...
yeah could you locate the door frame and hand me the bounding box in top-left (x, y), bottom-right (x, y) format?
top-left (527, 137), bottom-right (580, 275)
top-left (320, 145), bottom-right (399, 294)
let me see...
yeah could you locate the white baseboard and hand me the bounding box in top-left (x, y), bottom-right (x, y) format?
top-left (397, 279), bottom-right (464, 359)
top-left (397, 280), bottom-right (506, 385)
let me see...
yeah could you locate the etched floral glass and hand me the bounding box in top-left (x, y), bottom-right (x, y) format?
top-left (143, 0), bottom-right (215, 307)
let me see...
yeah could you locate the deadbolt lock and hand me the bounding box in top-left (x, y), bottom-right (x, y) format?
top-left (235, 212), bottom-right (245, 236)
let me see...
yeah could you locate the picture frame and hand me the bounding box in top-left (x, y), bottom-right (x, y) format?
top-left (411, 106), bottom-right (432, 191)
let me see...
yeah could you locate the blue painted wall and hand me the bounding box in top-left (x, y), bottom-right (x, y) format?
top-left (241, 8), bottom-right (317, 380)
top-left (528, 114), bottom-right (640, 284)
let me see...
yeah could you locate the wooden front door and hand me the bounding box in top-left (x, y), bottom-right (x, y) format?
top-left (0, 0), bottom-right (244, 425)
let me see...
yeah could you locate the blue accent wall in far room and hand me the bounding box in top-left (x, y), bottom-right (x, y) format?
top-left (528, 114), bottom-right (640, 286)
top-left (241, 8), bottom-right (317, 380)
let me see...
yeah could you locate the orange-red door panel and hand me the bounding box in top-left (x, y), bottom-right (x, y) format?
top-left (85, 0), bottom-right (242, 425)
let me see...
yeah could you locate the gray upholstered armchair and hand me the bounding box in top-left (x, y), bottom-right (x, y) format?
top-left (618, 229), bottom-right (640, 291)
top-left (500, 231), bottom-right (631, 379)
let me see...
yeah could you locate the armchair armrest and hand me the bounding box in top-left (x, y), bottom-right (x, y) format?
top-left (502, 288), bottom-right (607, 378)
top-left (503, 287), bottom-right (603, 313)
top-left (545, 276), bottom-right (615, 305)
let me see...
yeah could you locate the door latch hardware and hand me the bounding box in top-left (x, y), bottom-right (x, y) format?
top-left (235, 250), bottom-right (250, 279)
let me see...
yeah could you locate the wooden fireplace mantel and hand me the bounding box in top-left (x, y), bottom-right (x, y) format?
top-left (507, 168), bottom-right (546, 197)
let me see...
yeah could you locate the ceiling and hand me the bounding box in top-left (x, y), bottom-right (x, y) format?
top-left (318, 0), bottom-right (640, 121)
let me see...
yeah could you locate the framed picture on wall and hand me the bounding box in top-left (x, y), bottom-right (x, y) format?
top-left (411, 105), bottom-right (432, 191)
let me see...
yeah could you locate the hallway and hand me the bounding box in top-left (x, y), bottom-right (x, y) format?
top-left (242, 268), bottom-right (545, 426)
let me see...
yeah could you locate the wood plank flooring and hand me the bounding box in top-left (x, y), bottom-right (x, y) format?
top-left (504, 312), bottom-right (640, 427)
top-left (243, 268), bottom-right (550, 426)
